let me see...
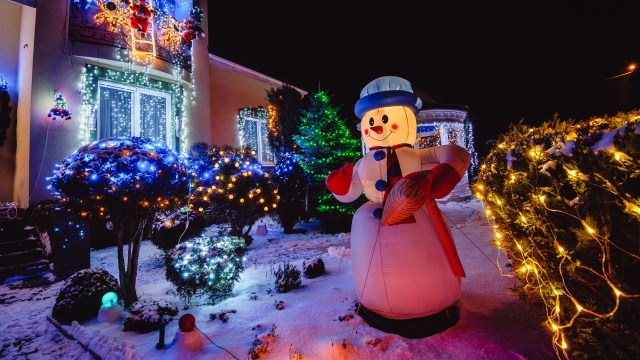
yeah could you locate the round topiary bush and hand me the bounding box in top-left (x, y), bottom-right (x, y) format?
top-left (123, 299), bottom-right (178, 333)
top-left (303, 258), bottom-right (325, 279)
top-left (51, 269), bottom-right (120, 324)
top-left (50, 137), bottom-right (190, 307)
top-left (186, 143), bottom-right (278, 244)
top-left (477, 112), bottom-right (640, 359)
top-left (166, 235), bottom-right (246, 303)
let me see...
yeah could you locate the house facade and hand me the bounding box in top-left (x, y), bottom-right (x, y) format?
top-left (0, 0), bottom-right (304, 208)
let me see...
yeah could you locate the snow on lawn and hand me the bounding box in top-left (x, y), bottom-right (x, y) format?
top-left (1, 200), bottom-right (554, 359)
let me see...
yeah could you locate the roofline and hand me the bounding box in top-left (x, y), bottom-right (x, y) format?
top-left (420, 103), bottom-right (470, 112)
top-left (209, 54), bottom-right (308, 95)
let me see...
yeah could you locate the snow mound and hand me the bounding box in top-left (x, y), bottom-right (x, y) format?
top-left (327, 246), bottom-right (351, 258)
top-left (70, 320), bottom-right (141, 360)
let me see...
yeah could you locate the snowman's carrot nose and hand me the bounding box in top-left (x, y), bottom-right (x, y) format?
top-left (370, 126), bottom-right (383, 134)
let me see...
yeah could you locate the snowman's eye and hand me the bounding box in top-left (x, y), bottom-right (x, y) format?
top-left (382, 115), bottom-right (389, 124)
top-left (369, 117), bottom-right (374, 126)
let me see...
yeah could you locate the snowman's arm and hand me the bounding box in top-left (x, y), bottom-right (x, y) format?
top-left (419, 144), bottom-right (470, 177)
top-left (417, 144), bottom-right (470, 198)
top-left (333, 159), bottom-right (363, 203)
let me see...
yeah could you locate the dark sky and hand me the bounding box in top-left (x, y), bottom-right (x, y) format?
top-left (207, 1), bottom-right (640, 158)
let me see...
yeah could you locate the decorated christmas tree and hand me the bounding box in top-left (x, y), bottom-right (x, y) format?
top-left (48, 92), bottom-right (72, 121)
top-left (477, 112), bottom-right (640, 359)
top-left (294, 90), bottom-right (363, 232)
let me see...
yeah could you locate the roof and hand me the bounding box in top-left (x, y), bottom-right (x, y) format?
top-left (209, 54), bottom-right (307, 95)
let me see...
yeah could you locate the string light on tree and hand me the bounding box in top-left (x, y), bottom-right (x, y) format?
top-left (186, 143), bottom-right (278, 240)
top-left (294, 90), bottom-right (364, 230)
top-left (49, 136), bottom-right (190, 307)
top-left (166, 235), bottom-right (246, 303)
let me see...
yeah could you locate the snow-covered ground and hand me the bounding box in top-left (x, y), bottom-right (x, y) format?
top-left (0, 200), bottom-right (554, 359)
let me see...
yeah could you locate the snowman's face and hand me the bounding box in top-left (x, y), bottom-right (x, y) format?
top-left (361, 106), bottom-right (417, 148)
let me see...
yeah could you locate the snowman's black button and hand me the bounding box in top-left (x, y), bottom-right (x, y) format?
top-left (373, 208), bottom-right (383, 219)
top-left (373, 150), bottom-right (386, 161)
top-left (375, 180), bottom-right (387, 191)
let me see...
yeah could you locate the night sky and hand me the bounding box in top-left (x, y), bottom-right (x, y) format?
top-left (208, 1), bottom-right (640, 158)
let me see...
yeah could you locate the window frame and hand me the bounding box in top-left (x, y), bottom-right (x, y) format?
top-left (97, 80), bottom-right (173, 148)
top-left (240, 116), bottom-right (274, 166)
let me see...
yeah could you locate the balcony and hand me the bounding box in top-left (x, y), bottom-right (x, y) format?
top-left (68, 0), bottom-right (193, 72)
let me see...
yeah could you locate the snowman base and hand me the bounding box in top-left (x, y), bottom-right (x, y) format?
top-left (97, 305), bottom-right (123, 323)
top-left (174, 328), bottom-right (203, 350)
top-left (356, 303), bottom-right (459, 339)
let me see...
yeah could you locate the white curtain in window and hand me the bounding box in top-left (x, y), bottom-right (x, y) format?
top-left (139, 93), bottom-right (167, 143)
top-left (99, 87), bottom-right (132, 137)
top-left (242, 119), bottom-right (259, 152)
top-left (260, 122), bottom-right (274, 165)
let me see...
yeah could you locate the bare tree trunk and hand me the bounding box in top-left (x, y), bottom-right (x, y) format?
top-left (114, 216), bottom-right (145, 308)
top-left (115, 219), bottom-right (127, 306)
top-left (124, 219), bottom-right (145, 307)
top-left (243, 221), bottom-right (254, 238)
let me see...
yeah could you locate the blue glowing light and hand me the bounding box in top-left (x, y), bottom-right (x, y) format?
top-left (102, 291), bottom-right (118, 308)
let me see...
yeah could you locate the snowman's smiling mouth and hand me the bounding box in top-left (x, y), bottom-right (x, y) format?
top-left (368, 131), bottom-right (395, 141)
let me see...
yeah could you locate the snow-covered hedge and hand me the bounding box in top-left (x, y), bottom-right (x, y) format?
top-left (165, 235), bottom-right (246, 303)
top-left (51, 269), bottom-right (120, 324)
top-left (123, 299), bottom-right (178, 333)
top-left (478, 112), bottom-right (640, 359)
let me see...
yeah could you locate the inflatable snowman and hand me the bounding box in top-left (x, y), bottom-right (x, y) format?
top-left (326, 76), bottom-right (470, 326)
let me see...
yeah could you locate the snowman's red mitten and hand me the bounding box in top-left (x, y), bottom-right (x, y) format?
top-left (430, 163), bottom-right (462, 199)
top-left (381, 171), bottom-right (431, 226)
top-left (325, 163), bottom-right (353, 196)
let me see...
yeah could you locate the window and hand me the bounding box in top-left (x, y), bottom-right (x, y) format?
top-left (238, 107), bottom-right (274, 166)
top-left (98, 81), bottom-right (172, 147)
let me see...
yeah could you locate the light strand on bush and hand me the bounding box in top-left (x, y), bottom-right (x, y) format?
top-left (167, 235), bottom-right (246, 303)
top-left (476, 112), bottom-right (640, 359)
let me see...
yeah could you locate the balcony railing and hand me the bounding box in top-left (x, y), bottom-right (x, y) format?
top-left (68, 1), bottom-right (192, 72)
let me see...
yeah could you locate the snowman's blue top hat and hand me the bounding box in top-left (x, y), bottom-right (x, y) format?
top-left (354, 76), bottom-right (423, 120)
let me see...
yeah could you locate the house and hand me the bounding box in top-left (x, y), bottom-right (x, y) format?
top-left (0, 0), bottom-right (305, 208)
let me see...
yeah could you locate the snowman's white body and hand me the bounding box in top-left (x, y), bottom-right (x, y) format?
top-left (336, 144), bottom-right (469, 319)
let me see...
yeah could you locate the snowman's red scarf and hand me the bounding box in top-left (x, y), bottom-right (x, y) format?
top-left (369, 143), bottom-right (416, 225)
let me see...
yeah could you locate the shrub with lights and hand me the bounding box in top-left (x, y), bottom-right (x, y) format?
top-left (187, 143), bottom-right (279, 243)
top-left (165, 235), bottom-right (246, 303)
top-left (50, 137), bottom-right (189, 307)
top-left (270, 154), bottom-right (307, 233)
top-left (294, 90), bottom-right (364, 233)
top-left (477, 112), bottom-right (640, 359)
